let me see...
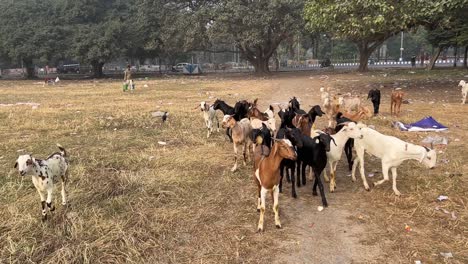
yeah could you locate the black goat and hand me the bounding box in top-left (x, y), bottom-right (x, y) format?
top-left (296, 132), bottom-right (334, 207)
top-left (251, 123), bottom-right (272, 155)
top-left (336, 112), bottom-right (354, 171)
top-left (367, 88), bottom-right (381, 115)
top-left (277, 127), bottom-right (303, 198)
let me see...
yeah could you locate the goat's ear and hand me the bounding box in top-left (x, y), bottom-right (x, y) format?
top-left (14, 162), bottom-right (18, 168)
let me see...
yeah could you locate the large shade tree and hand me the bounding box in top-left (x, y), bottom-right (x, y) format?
top-left (304, 0), bottom-right (465, 71)
top-left (206, 0), bottom-right (305, 73)
top-left (57, 0), bottom-right (135, 77)
top-left (0, 0), bottom-right (66, 78)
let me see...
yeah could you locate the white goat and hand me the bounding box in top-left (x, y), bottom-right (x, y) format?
top-left (459, 80), bottom-right (467, 104)
top-left (320, 87), bottom-right (330, 106)
top-left (199, 101), bottom-right (219, 138)
top-left (351, 125), bottom-right (437, 195)
top-left (323, 122), bottom-right (363, 192)
top-left (14, 145), bottom-right (69, 220)
top-left (338, 94), bottom-right (361, 112)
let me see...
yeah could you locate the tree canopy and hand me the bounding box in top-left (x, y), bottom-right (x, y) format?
top-left (304, 0), bottom-right (467, 71)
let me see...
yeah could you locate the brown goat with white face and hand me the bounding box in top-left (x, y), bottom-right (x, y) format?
top-left (222, 115), bottom-right (253, 172)
top-left (391, 90), bottom-right (404, 116)
top-left (254, 139), bottom-right (297, 232)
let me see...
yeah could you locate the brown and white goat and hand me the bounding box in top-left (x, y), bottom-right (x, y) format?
top-left (322, 96), bottom-right (341, 128)
top-left (222, 115), bottom-right (253, 172)
top-left (390, 90), bottom-right (404, 116)
top-left (341, 106), bottom-right (372, 122)
top-left (254, 139), bottom-right (297, 232)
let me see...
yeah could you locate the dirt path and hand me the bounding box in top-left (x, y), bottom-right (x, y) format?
top-left (265, 75), bottom-right (385, 264)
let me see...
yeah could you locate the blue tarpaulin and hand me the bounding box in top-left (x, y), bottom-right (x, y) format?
top-left (395, 116), bottom-right (448, 132)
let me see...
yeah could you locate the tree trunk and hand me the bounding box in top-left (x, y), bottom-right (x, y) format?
top-left (453, 45), bottom-right (458, 67)
top-left (464, 46), bottom-right (467, 68)
top-left (249, 57), bottom-right (270, 74)
top-left (357, 44), bottom-right (372, 72)
top-left (428, 46), bottom-right (442, 70)
top-left (23, 58), bottom-right (36, 79)
top-left (92, 60), bottom-right (105, 78)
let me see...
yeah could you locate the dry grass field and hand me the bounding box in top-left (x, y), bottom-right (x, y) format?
top-left (0, 69), bottom-right (466, 263)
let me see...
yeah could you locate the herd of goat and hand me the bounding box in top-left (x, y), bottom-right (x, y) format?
top-left (198, 86), bottom-right (442, 231)
top-left (13, 79), bottom-right (467, 226)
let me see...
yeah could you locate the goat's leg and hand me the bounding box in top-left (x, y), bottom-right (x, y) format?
top-left (46, 188), bottom-right (55, 212)
top-left (226, 127), bottom-right (233, 142)
top-left (291, 163), bottom-right (297, 198)
top-left (216, 117), bottom-right (220, 132)
top-left (207, 120), bottom-right (211, 138)
top-left (390, 101), bottom-right (393, 115)
top-left (38, 190), bottom-right (47, 220)
top-left (313, 168), bottom-right (328, 207)
top-left (374, 162), bottom-right (390, 187)
top-left (257, 187), bottom-right (267, 232)
top-left (231, 143), bottom-right (238, 172)
top-left (242, 143), bottom-right (247, 166)
top-left (323, 166), bottom-right (330, 182)
top-left (312, 170), bottom-right (318, 196)
top-left (256, 179), bottom-right (261, 212)
top-left (301, 163), bottom-right (307, 186)
top-left (391, 167), bottom-right (401, 196)
top-left (345, 140), bottom-right (353, 171)
top-left (296, 160), bottom-right (302, 187)
top-left (354, 148), bottom-right (370, 191)
top-left (279, 165), bottom-right (284, 193)
top-left (272, 185), bottom-right (281, 228)
top-left (61, 174), bottom-right (68, 205)
top-left (329, 161), bottom-right (336, 193)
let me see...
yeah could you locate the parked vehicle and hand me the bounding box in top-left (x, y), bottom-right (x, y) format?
top-left (57, 64), bottom-right (80, 74)
top-left (172, 63), bottom-right (189, 72)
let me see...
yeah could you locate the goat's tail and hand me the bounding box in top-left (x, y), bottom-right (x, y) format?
top-left (57, 143), bottom-right (67, 157)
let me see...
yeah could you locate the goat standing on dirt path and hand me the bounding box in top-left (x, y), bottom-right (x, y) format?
top-left (14, 144), bottom-right (69, 221)
top-left (254, 139), bottom-right (297, 232)
top-left (222, 115), bottom-right (253, 172)
top-left (323, 122), bottom-right (363, 193)
top-left (459, 80), bottom-right (467, 104)
top-left (351, 125), bottom-right (437, 195)
top-left (390, 90), bottom-right (404, 116)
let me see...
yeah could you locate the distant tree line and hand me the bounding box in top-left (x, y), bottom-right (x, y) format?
top-left (0, 0), bottom-right (466, 78)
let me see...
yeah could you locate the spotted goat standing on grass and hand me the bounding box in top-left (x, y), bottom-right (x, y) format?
top-left (14, 144), bottom-right (69, 221)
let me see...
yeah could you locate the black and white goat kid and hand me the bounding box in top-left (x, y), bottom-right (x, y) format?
top-left (14, 144), bottom-right (69, 221)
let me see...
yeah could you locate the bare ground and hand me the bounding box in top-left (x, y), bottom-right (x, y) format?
top-left (0, 69), bottom-right (466, 263)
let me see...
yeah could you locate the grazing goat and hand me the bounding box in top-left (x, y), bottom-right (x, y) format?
top-left (222, 115), bottom-right (253, 172)
top-left (197, 101), bottom-right (219, 138)
top-left (351, 125), bottom-right (437, 195)
top-left (323, 122), bottom-right (363, 192)
top-left (338, 94), bottom-right (361, 112)
top-left (390, 90), bottom-right (404, 116)
top-left (340, 106), bottom-right (372, 122)
top-left (14, 145), bottom-right (68, 220)
top-left (254, 139), bottom-right (297, 232)
top-left (459, 80), bottom-right (467, 104)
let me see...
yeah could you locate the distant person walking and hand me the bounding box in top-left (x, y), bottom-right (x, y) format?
top-left (411, 56), bottom-right (416, 67)
top-left (123, 65), bottom-right (134, 92)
